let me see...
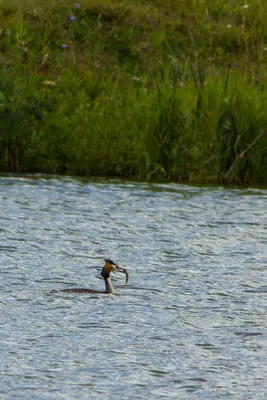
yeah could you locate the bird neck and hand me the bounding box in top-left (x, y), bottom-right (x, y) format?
top-left (104, 277), bottom-right (115, 294)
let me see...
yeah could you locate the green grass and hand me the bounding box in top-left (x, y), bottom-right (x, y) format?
top-left (0, 0), bottom-right (267, 183)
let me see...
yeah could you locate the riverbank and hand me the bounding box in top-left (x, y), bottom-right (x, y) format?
top-left (1, 0), bottom-right (267, 183)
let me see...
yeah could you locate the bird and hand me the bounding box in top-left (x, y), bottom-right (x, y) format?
top-left (61, 259), bottom-right (129, 294)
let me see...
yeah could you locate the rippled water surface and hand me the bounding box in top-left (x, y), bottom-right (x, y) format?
top-left (1, 176), bottom-right (267, 399)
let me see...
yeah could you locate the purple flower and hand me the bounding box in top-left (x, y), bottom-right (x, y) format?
top-left (62, 44), bottom-right (68, 49)
top-left (70, 16), bottom-right (75, 21)
top-left (74, 3), bottom-right (80, 7)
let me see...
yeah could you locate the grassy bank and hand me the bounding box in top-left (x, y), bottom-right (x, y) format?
top-left (0, 0), bottom-right (267, 183)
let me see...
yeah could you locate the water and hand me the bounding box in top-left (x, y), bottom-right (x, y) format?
top-left (1, 176), bottom-right (267, 399)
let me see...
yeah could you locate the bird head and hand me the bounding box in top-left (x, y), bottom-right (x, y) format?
top-left (101, 259), bottom-right (129, 286)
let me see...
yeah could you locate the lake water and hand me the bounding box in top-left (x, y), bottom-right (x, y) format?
top-left (1, 176), bottom-right (267, 399)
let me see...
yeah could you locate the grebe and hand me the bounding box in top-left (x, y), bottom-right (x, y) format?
top-left (61, 259), bottom-right (129, 294)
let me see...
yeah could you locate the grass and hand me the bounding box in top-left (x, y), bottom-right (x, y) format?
top-left (0, 0), bottom-right (267, 183)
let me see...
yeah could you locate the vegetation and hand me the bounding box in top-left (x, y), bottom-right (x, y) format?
top-left (0, 0), bottom-right (267, 183)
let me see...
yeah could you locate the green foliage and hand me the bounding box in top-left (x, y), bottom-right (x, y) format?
top-left (0, 0), bottom-right (267, 183)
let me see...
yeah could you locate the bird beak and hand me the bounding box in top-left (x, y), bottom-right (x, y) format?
top-left (116, 266), bottom-right (129, 286)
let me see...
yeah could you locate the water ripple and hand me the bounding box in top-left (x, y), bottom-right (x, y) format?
top-left (1, 176), bottom-right (267, 399)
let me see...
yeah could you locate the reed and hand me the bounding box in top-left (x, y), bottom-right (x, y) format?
top-left (0, 0), bottom-right (267, 183)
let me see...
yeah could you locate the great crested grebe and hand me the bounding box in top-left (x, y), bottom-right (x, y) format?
top-left (61, 259), bottom-right (129, 294)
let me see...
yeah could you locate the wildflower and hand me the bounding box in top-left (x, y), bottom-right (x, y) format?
top-left (74, 3), bottom-right (80, 7)
top-left (242, 4), bottom-right (249, 9)
top-left (70, 16), bottom-right (75, 21)
top-left (62, 44), bottom-right (68, 49)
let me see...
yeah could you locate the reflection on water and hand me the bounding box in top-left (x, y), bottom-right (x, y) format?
top-left (1, 176), bottom-right (267, 399)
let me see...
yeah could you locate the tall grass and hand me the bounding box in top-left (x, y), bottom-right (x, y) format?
top-left (0, 0), bottom-right (267, 183)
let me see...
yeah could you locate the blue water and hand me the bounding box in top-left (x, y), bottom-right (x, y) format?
top-left (1, 176), bottom-right (267, 399)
